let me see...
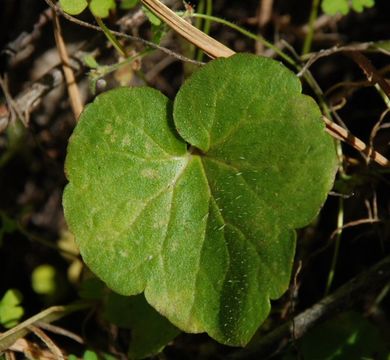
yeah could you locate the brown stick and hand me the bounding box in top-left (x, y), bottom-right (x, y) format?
top-left (52, 9), bottom-right (83, 120)
top-left (324, 116), bottom-right (390, 167)
top-left (27, 326), bottom-right (64, 360)
top-left (0, 48), bottom-right (97, 132)
top-left (258, 0), bottom-right (274, 28)
top-left (346, 51), bottom-right (390, 100)
top-left (141, 0), bottom-right (235, 58)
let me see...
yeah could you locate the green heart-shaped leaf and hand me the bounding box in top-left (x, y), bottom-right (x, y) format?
top-left (63, 54), bottom-right (337, 346)
top-left (59, 0), bottom-right (88, 15)
top-left (89, 0), bottom-right (116, 18)
top-left (59, 0), bottom-right (116, 17)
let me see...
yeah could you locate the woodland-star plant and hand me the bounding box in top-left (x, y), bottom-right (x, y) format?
top-left (63, 54), bottom-right (337, 346)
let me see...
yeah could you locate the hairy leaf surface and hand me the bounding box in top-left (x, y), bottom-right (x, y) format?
top-left (63, 54), bottom-right (337, 345)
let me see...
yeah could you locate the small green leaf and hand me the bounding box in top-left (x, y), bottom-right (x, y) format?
top-left (83, 350), bottom-right (99, 360)
top-left (89, 0), bottom-right (116, 18)
top-left (0, 289), bottom-right (24, 328)
top-left (351, 0), bottom-right (375, 12)
top-left (59, 0), bottom-right (88, 15)
top-left (63, 54), bottom-right (337, 346)
top-left (321, 0), bottom-right (349, 15)
top-left (104, 293), bottom-right (179, 359)
top-left (321, 0), bottom-right (375, 15)
top-left (31, 265), bottom-right (57, 295)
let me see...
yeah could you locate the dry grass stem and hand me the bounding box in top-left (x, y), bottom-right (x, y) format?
top-left (52, 10), bottom-right (83, 120)
top-left (141, 0), bottom-right (235, 58)
top-left (324, 117), bottom-right (390, 167)
top-left (28, 325), bottom-right (64, 360)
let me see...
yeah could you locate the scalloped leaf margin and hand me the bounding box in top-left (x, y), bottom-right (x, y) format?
top-left (63, 54), bottom-right (337, 346)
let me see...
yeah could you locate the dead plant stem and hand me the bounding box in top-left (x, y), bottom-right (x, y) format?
top-left (52, 9), bottom-right (83, 119)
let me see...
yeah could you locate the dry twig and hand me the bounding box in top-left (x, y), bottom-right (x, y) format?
top-left (52, 10), bottom-right (83, 120)
top-left (141, 0), bottom-right (235, 58)
top-left (324, 117), bottom-right (390, 167)
top-left (299, 43), bottom-right (390, 76)
top-left (346, 51), bottom-right (390, 101)
top-left (35, 322), bottom-right (84, 345)
top-left (2, 8), bottom-right (53, 67)
top-left (329, 218), bottom-right (381, 240)
top-left (27, 326), bottom-right (64, 360)
top-left (0, 49), bottom-right (95, 130)
top-left (255, 0), bottom-right (274, 54)
top-left (0, 304), bottom-right (88, 353)
top-left (0, 75), bottom-right (26, 129)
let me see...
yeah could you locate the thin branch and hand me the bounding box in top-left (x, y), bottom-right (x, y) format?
top-left (329, 218), bottom-right (382, 240)
top-left (52, 9), bottom-right (83, 120)
top-left (1, 7), bottom-right (53, 67)
top-left (299, 43), bottom-right (390, 76)
top-left (346, 51), bottom-right (390, 101)
top-left (27, 326), bottom-right (64, 360)
top-left (0, 303), bottom-right (89, 353)
top-left (0, 75), bottom-right (25, 128)
top-left (324, 116), bottom-right (390, 167)
top-left (258, 0), bottom-right (273, 28)
top-left (325, 63), bottom-right (390, 98)
top-left (0, 47), bottom-right (98, 131)
top-left (367, 108), bottom-right (390, 165)
top-left (34, 322), bottom-right (84, 344)
top-left (255, 0), bottom-right (273, 54)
